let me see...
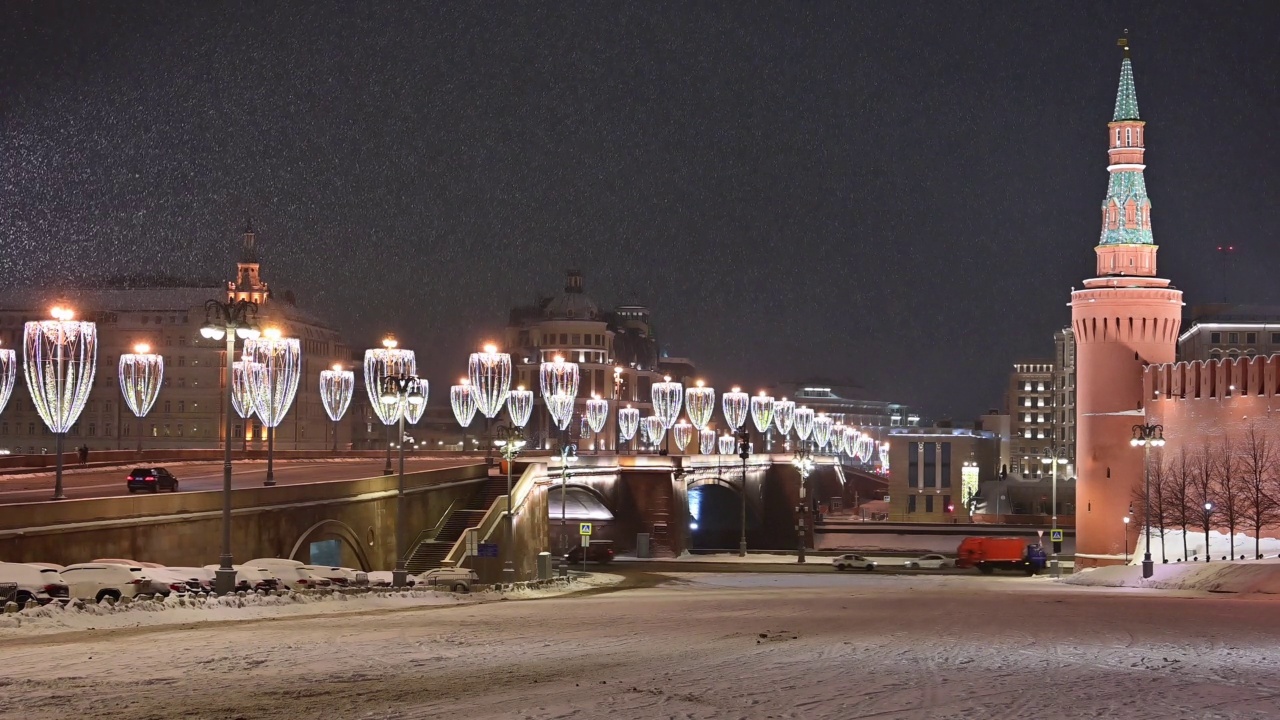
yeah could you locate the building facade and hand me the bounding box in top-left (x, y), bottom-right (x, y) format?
top-left (1006, 361), bottom-right (1055, 479)
top-left (886, 427), bottom-right (1000, 523)
top-left (0, 225), bottom-right (350, 454)
top-left (1069, 44), bottom-right (1183, 565)
top-left (1176, 305), bottom-right (1280, 362)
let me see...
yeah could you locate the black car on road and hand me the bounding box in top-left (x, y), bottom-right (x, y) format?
top-left (126, 467), bottom-right (180, 493)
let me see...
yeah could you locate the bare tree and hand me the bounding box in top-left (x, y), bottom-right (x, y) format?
top-left (1166, 447), bottom-right (1195, 561)
top-left (1210, 436), bottom-right (1247, 559)
top-left (1239, 424), bottom-right (1280, 560)
top-left (1149, 453), bottom-right (1170, 563)
top-left (1191, 444), bottom-right (1215, 560)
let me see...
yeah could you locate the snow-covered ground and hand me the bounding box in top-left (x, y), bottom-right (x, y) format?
top-left (1065, 558), bottom-right (1280, 594)
top-left (1, 571), bottom-right (1278, 718)
top-left (1131, 528), bottom-right (1280, 563)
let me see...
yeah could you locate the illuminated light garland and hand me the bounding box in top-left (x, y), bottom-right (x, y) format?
top-left (232, 359), bottom-right (263, 421)
top-left (651, 375), bottom-right (683, 429)
top-left (812, 414), bottom-right (834, 449)
top-left (579, 415), bottom-right (591, 440)
top-left (794, 407), bottom-right (814, 442)
top-left (318, 365), bottom-right (355, 423)
top-left (699, 428), bottom-right (716, 455)
top-left (539, 356), bottom-right (579, 430)
top-left (363, 342), bottom-right (416, 425)
top-left (857, 435), bottom-right (877, 463)
top-left (772, 399), bottom-right (795, 438)
top-left (879, 441), bottom-right (890, 470)
top-left (722, 387), bottom-right (749, 431)
top-left (843, 427), bottom-right (859, 457)
top-left (585, 394), bottom-right (609, 434)
top-left (717, 433), bottom-right (736, 455)
top-left (469, 344), bottom-right (511, 419)
top-left (750, 392), bottom-right (775, 434)
top-left (832, 423), bottom-right (847, 454)
top-left (672, 421), bottom-right (694, 452)
top-left (243, 334), bottom-right (301, 429)
top-left (0, 347), bottom-right (15, 416)
top-left (685, 381), bottom-right (715, 430)
top-left (642, 416), bottom-right (666, 447)
top-left (23, 314), bottom-right (98, 433)
top-left (617, 405), bottom-right (640, 442)
top-left (450, 380), bottom-right (478, 428)
top-left (507, 386), bottom-right (533, 428)
top-left (118, 345), bottom-right (164, 419)
top-left (403, 377), bottom-right (428, 424)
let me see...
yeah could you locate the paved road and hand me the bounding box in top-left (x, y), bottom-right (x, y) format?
top-left (0, 457), bottom-right (479, 504)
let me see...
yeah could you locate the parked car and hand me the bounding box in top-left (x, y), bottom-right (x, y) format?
top-left (167, 566), bottom-right (217, 594)
top-left (60, 563), bottom-right (152, 602)
top-left (832, 554), bottom-right (877, 571)
top-left (0, 562), bottom-right (70, 607)
top-left (245, 559), bottom-right (332, 590)
top-left (126, 467), bottom-right (179, 493)
top-left (201, 564), bottom-right (280, 593)
top-left (564, 541), bottom-right (615, 565)
top-left (904, 554), bottom-right (955, 569)
top-left (417, 568), bottom-right (479, 593)
top-left (365, 571), bottom-right (414, 588)
top-left (92, 558), bottom-right (183, 596)
top-left (300, 565), bottom-right (367, 587)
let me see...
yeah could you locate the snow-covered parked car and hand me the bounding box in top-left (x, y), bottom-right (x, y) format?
top-left (832, 554), bottom-right (877, 571)
top-left (245, 559), bottom-right (331, 590)
top-left (904, 554), bottom-right (955, 569)
top-left (60, 563), bottom-right (152, 602)
top-left (300, 565), bottom-right (368, 587)
top-left (0, 562), bottom-right (70, 607)
top-left (417, 568), bottom-right (479, 593)
top-left (202, 564), bottom-right (280, 593)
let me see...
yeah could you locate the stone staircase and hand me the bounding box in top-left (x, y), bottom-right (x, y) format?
top-left (404, 471), bottom-right (508, 574)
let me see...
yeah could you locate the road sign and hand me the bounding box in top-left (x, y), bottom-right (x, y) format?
top-left (1050, 529), bottom-right (1064, 542)
top-left (581, 535), bottom-right (590, 547)
top-left (477, 543), bottom-right (499, 558)
top-left (579, 522), bottom-right (592, 536)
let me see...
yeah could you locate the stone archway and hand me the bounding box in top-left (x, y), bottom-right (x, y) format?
top-left (288, 519), bottom-right (374, 571)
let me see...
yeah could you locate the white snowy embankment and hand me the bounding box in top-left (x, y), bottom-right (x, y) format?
top-left (1064, 557), bottom-right (1280, 595)
top-left (1131, 527), bottom-right (1280, 563)
top-left (0, 573), bottom-right (624, 635)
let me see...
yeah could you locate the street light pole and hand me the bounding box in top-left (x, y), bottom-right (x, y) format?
top-left (495, 425), bottom-right (525, 585)
top-left (1203, 502), bottom-right (1213, 562)
top-left (558, 443), bottom-right (577, 576)
top-left (201, 299), bottom-right (260, 595)
top-left (380, 373), bottom-right (424, 588)
top-left (1129, 424), bottom-right (1166, 579)
top-left (792, 446), bottom-right (814, 564)
top-left (737, 427), bottom-right (750, 557)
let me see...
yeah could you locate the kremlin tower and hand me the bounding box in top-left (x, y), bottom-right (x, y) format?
top-left (1070, 39), bottom-right (1184, 565)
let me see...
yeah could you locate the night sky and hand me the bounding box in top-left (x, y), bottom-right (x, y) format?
top-left (3, 2), bottom-right (1279, 419)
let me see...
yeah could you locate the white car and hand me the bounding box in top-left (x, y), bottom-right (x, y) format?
top-left (60, 563), bottom-right (152, 602)
top-left (245, 559), bottom-right (332, 590)
top-left (0, 562), bottom-right (70, 607)
top-left (417, 568), bottom-right (479, 593)
top-left (93, 558), bottom-right (185, 595)
top-left (904, 554), bottom-right (956, 569)
top-left (832, 554), bottom-right (877, 571)
top-left (202, 564), bottom-right (281, 592)
top-left (300, 565), bottom-right (368, 587)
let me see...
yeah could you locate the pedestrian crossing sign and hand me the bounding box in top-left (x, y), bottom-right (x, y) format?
top-left (579, 523), bottom-right (593, 536)
top-left (1050, 529), bottom-right (1063, 542)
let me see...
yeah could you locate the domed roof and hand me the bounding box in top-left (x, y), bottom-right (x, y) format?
top-left (543, 270), bottom-right (601, 320)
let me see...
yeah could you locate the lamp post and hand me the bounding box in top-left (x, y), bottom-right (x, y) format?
top-left (1129, 423), bottom-right (1166, 579)
top-left (24, 306), bottom-right (98, 501)
top-left (380, 373), bottom-right (425, 587)
top-left (737, 426), bottom-right (751, 557)
top-left (612, 367), bottom-right (624, 454)
top-left (751, 391), bottom-right (775, 453)
top-left (494, 424), bottom-right (526, 584)
top-left (244, 327), bottom-right (301, 487)
top-left (199, 299), bottom-right (260, 595)
top-left (0, 342), bottom-right (15, 418)
top-left (652, 375), bottom-right (684, 456)
top-left (319, 364), bottom-right (355, 452)
top-left (1040, 446), bottom-right (1070, 577)
top-left (364, 335), bottom-right (415, 475)
top-left (792, 446), bottom-right (814, 564)
top-left (558, 443), bottom-right (578, 576)
top-left (231, 358), bottom-right (261, 453)
top-left (469, 343), bottom-right (512, 465)
top-left (1203, 501), bottom-right (1213, 562)
top-left (1123, 515), bottom-right (1131, 564)
top-left (118, 343), bottom-right (163, 453)
top-left (585, 394), bottom-right (609, 454)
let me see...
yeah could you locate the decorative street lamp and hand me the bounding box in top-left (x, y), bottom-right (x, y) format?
top-left (364, 336), bottom-right (416, 475)
top-left (699, 427), bottom-right (716, 455)
top-left (585, 394), bottom-right (609, 453)
top-left (24, 306), bottom-right (97, 501)
top-left (612, 366), bottom-right (625, 454)
top-left (231, 358), bottom-right (262, 452)
top-left (450, 379), bottom-right (478, 449)
top-left (1122, 515), bottom-right (1131, 564)
top-left (642, 416), bottom-right (667, 452)
top-left (1040, 445), bottom-right (1070, 577)
top-left (617, 405), bottom-right (639, 452)
top-left (722, 387), bottom-right (749, 433)
top-left (717, 432), bottom-right (736, 456)
top-left (556, 443), bottom-right (579, 576)
top-left (794, 406), bottom-right (814, 449)
top-left (319, 364), bottom-right (355, 452)
top-left (0, 342), bottom-right (15, 416)
top-left (244, 328), bottom-right (301, 487)
top-left (379, 372), bottom-right (425, 587)
top-left (1129, 423), bottom-right (1166, 579)
top-left (494, 424), bottom-right (527, 584)
top-left (686, 380), bottom-right (715, 431)
top-left (199, 298), bottom-right (260, 595)
top-left (736, 427), bottom-right (752, 557)
top-left (792, 446), bottom-right (815, 564)
top-left (507, 385), bottom-right (534, 429)
top-left (813, 414), bottom-right (834, 453)
top-left (118, 342), bottom-right (163, 452)
top-left (750, 391), bottom-right (775, 450)
top-left (540, 356), bottom-right (579, 448)
top-left (773, 398), bottom-right (795, 450)
top-left (470, 343), bottom-right (511, 463)
top-left (672, 421), bottom-right (694, 454)
top-left (1203, 502), bottom-right (1214, 563)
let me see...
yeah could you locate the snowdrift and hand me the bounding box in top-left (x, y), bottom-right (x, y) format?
top-left (1064, 558), bottom-right (1280, 594)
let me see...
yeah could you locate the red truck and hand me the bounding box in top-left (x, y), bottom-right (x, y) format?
top-left (955, 537), bottom-right (1046, 575)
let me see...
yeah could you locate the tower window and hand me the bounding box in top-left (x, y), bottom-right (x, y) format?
top-left (1228, 332), bottom-right (1239, 344)
top-left (1125, 127), bottom-right (1132, 145)
top-left (1246, 332), bottom-right (1257, 344)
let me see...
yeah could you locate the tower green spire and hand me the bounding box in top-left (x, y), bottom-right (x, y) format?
top-left (1113, 38), bottom-right (1140, 121)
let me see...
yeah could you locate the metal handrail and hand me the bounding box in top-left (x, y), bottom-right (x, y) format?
top-left (400, 499), bottom-right (458, 560)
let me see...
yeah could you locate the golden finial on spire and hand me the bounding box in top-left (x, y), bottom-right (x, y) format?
top-left (1117, 30), bottom-right (1130, 59)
